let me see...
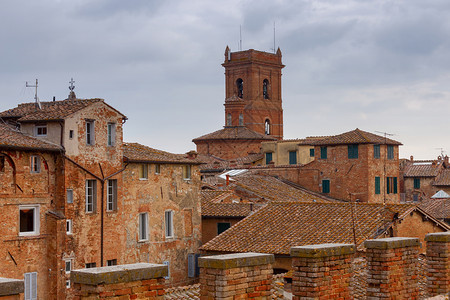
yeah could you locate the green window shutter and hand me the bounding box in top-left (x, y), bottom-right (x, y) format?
top-left (387, 145), bottom-right (394, 159)
top-left (289, 151), bottom-right (297, 165)
top-left (374, 145), bottom-right (380, 159)
top-left (414, 178), bottom-right (420, 189)
top-left (375, 177), bottom-right (380, 195)
top-left (310, 148), bottom-right (315, 157)
top-left (322, 180), bottom-right (330, 193)
top-left (348, 145), bottom-right (358, 159)
top-left (321, 147), bottom-right (328, 159)
top-left (394, 177), bottom-right (397, 194)
top-left (265, 153), bottom-right (272, 164)
top-left (386, 177), bottom-right (390, 194)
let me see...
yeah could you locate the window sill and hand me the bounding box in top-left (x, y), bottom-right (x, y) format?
top-left (19, 232), bottom-right (40, 237)
top-left (139, 178), bottom-right (148, 181)
top-left (138, 239), bottom-right (149, 243)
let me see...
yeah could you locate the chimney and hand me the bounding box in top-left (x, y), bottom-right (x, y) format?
top-left (410, 155), bottom-right (414, 162)
top-left (186, 150), bottom-right (198, 159)
top-left (226, 174), bottom-right (230, 186)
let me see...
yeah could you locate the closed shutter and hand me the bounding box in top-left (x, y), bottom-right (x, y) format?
top-left (25, 272), bottom-right (37, 300)
top-left (289, 151), bottom-right (297, 165)
top-left (386, 177), bottom-right (390, 194)
top-left (375, 177), bottom-right (380, 194)
top-left (188, 254), bottom-right (195, 278)
top-left (322, 180), bottom-right (330, 194)
top-left (394, 177), bottom-right (398, 194)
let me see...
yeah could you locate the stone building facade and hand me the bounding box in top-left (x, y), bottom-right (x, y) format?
top-left (0, 96), bottom-right (201, 299)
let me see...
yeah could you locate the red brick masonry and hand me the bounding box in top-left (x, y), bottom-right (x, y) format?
top-left (425, 232), bottom-right (450, 296)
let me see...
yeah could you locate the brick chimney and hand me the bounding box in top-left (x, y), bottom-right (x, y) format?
top-left (185, 150), bottom-right (198, 159)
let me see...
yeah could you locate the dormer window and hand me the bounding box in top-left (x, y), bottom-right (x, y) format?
top-left (265, 119), bottom-right (271, 135)
top-left (236, 78), bottom-right (243, 98)
top-left (35, 124), bottom-right (47, 137)
top-left (263, 79), bottom-right (269, 99)
top-left (86, 120), bottom-right (95, 145)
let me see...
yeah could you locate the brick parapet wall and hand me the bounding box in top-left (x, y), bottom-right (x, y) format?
top-left (0, 278), bottom-right (23, 300)
top-left (425, 232), bottom-right (450, 296)
top-left (70, 263), bottom-right (167, 299)
top-left (290, 243), bottom-right (356, 300)
top-left (365, 237), bottom-right (420, 299)
top-left (198, 252), bottom-right (274, 300)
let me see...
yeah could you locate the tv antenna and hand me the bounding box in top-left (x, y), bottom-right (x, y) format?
top-left (239, 25), bottom-right (242, 51)
top-left (435, 148), bottom-right (446, 158)
top-left (270, 22), bottom-right (276, 53)
top-left (26, 79), bottom-right (40, 109)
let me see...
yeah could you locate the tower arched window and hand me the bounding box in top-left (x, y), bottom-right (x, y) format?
top-left (239, 113), bottom-right (244, 126)
top-left (236, 78), bottom-right (244, 98)
top-left (265, 119), bottom-right (271, 135)
top-left (263, 79), bottom-right (269, 99)
top-left (227, 113), bottom-right (232, 126)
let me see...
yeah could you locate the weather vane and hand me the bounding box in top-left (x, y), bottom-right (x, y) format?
top-left (69, 78), bottom-right (75, 91)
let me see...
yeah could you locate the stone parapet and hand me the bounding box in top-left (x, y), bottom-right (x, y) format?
top-left (425, 232), bottom-right (450, 296)
top-left (0, 278), bottom-right (24, 300)
top-left (199, 252), bottom-right (274, 300)
top-left (365, 237), bottom-right (420, 299)
top-left (70, 263), bottom-right (167, 299)
top-left (291, 243), bottom-right (355, 300)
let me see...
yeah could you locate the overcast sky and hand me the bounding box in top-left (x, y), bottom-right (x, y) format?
top-left (1, 0), bottom-right (449, 160)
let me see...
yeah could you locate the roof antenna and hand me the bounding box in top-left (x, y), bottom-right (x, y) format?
top-left (26, 79), bottom-right (40, 109)
top-left (435, 148), bottom-right (446, 158)
top-left (239, 25), bottom-right (242, 51)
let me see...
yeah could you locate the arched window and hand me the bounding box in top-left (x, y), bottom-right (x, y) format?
top-left (227, 113), bottom-right (232, 126)
top-left (265, 119), bottom-right (270, 135)
top-left (239, 113), bottom-right (244, 126)
top-left (263, 79), bottom-right (269, 99)
top-left (236, 78), bottom-right (244, 98)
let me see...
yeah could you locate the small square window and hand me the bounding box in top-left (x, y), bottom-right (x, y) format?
top-left (155, 164), bottom-right (161, 174)
top-left (66, 219), bottom-right (72, 234)
top-left (183, 165), bottom-right (191, 180)
top-left (35, 125), bottom-right (47, 137)
top-left (30, 156), bottom-right (41, 173)
top-left (69, 130), bottom-right (74, 139)
top-left (265, 153), bottom-right (272, 164)
top-left (85, 262), bottom-right (96, 268)
top-left (309, 148), bottom-right (315, 157)
top-left (66, 280), bottom-right (70, 289)
top-left (320, 147), bottom-right (328, 159)
top-left (65, 260), bottom-right (72, 274)
top-left (107, 259), bottom-right (117, 266)
top-left (19, 205), bottom-right (39, 236)
top-left (139, 164), bottom-right (148, 180)
top-left (67, 189), bottom-right (73, 204)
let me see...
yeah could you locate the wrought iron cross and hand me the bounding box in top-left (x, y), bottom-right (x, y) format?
top-left (69, 78), bottom-right (75, 91)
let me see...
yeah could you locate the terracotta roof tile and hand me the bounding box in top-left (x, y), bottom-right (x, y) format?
top-left (311, 129), bottom-right (401, 146)
top-left (200, 202), bottom-right (416, 254)
top-left (419, 197), bottom-right (450, 219)
top-left (193, 126), bottom-right (276, 142)
top-left (403, 162), bottom-right (442, 177)
top-left (198, 153), bottom-right (263, 171)
top-left (433, 169), bottom-right (450, 186)
top-left (201, 200), bottom-right (257, 217)
top-left (123, 143), bottom-right (200, 164)
top-left (0, 123), bottom-right (62, 151)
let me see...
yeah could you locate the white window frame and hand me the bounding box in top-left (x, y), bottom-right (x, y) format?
top-left (183, 165), bottom-right (191, 180)
top-left (139, 164), bottom-right (148, 180)
top-left (35, 124), bottom-right (47, 137)
top-left (86, 120), bottom-right (95, 145)
top-left (139, 212), bottom-right (148, 242)
top-left (66, 280), bottom-right (70, 289)
top-left (24, 272), bottom-right (37, 300)
top-left (65, 259), bottom-right (72, 274)
top-left (66, 219), bottom-right (72, 235)
top-left (67, 189), bottom-right (73, 204)
top-left (155, 164), bottom-right (161, 175)
top-left (30, 155), bottom-right (41, 173)
top-left (19, 205), bottom-right (40, 236)
top-left (107, 179), bottom-right (117, 211)
top-left (107, 123), bottom-right (116, 146)
top-left (165, 210), bottom-right (174, 238)
top-left (85, 180), bottom-right (97, 213)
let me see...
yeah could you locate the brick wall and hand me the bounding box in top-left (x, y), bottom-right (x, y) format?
top-left (198, 252), bottom-right (274, 299)
top-left (365, 237), bottom-right (420, 299)
top-left (70, 263), bottom-right (167, 299)
top-left (0, 278), bottom-right (23, 300)
top-left (425, 232), bottom-right (450, 296)
top-left (290, 243), bottom-right (355, 299)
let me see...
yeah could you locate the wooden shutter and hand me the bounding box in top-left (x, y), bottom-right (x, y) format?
top-left (375, 177), bottom-right (380, 195)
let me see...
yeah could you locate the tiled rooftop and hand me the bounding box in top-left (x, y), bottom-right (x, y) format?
top-left (198, 153), bottom-right (263, 171)
top-left (193, 126), bottom-right (276, 141)
top-left (201, 199), bottom-right (257, 217)
top-left (420, 197), bottom-right (450, 220)
top-left (0, 99), bottom-right (123, 122)
top-left (404, 161), bottom-right (442, 177)
top-left (433, 169), bottom-right (450, 186)
top-left (310, 128), bottom-right (402, 146)
top-left (123, 143), bottom-right (201, 164)
top-left (200, 202), bottom-right (417, 254)
top-left (0, 123), bottom-right (62, 151)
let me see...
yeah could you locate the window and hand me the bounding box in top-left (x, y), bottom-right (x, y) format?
top-left (66, 280), bottom-right (70, 289)
top-left (183, 165), bottom-right (191, 180)
top-left (19, 205), bottom-right (39, 236)
top-left (65, 260), bottom-right (72, 274)
top-left (67, 189), bottom-right (73, 204)
top-left (414, 178), bottom-right (420, 189)
top-left (30, 156), bottom-right (40, 173)
top-left (217, 222), bottom-right (231, 235)
top-left (107, 259), bottom-right (117, 266)
top-left (35, 124), bottom-right (47, 137)
top-left (0, 156), bottom-right (5, 172)
top-left (139, 164), bottom-right (148, 179)
top-left (227, 113), bottom-right (232, 126)
top-left (163, 261), bottom-right (170, 279)
top-left (69, 130), bottom-right (74, 139)
top-left (239, 113), bottom-right (244, 126)
top-left (165, 210), bottom-right (174, 238)
top-left (85, 180), bottom-right (97, 213)
top-left (107, 123), bottom-right (116, 146)
top-left (264, 119), bottom-right (270, 135)
top-left (386, 177), bottom-right (398, 194)
top-left (320, 147), bottom-right (328, 159)
top-left (85, 263), bottom-right (96, 268)
top-left (348, 144), bottom-right (358, 159)
top-left (139, 213), bottom-right (148, 241)
top-left (375, 177), bottom-right (381, 195)
top-left (236, 78), bottom-right (243, 98)
top-left (107, 179), bottom-right (117, 211)
top-left (310, 148), bottom-right (315, 157)
top-left (322, 180), bottom-right (330, 194)
top-left (289, 151), bottom-right (297, 165)
top-left (387, 145), bottom-right (394, 160)
top-left (24, 272), bottom-right (37, 300)
top-left (86, 120), bottom-right (95, 145)
top-left (265, 152), bottom-right (273, 164)
top-left (155, 164), bottom-right (161, 174)
top-left (263, 79), bottom-right (269, 99)
top-left (66, 219), bottom-right (72, 234)
top-left (373, 145), bottom-right (380, 159)
top-left (413, 194), bottom-right (419, 202)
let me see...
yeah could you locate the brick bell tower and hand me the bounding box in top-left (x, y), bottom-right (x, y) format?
top-left (223, 46), bottom-right (284, 139)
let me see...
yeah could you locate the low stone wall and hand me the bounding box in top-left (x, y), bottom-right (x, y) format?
top-left (0, 278), bottom-right (24, 300)
top-left (426, 232), bottom-right (450, 297)
top-left (70, 263), bottom-right (167, 299)
top-left (290, 243), bottom-right (355, 299)
top-left (198, 252), bottom-right (274, 300)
